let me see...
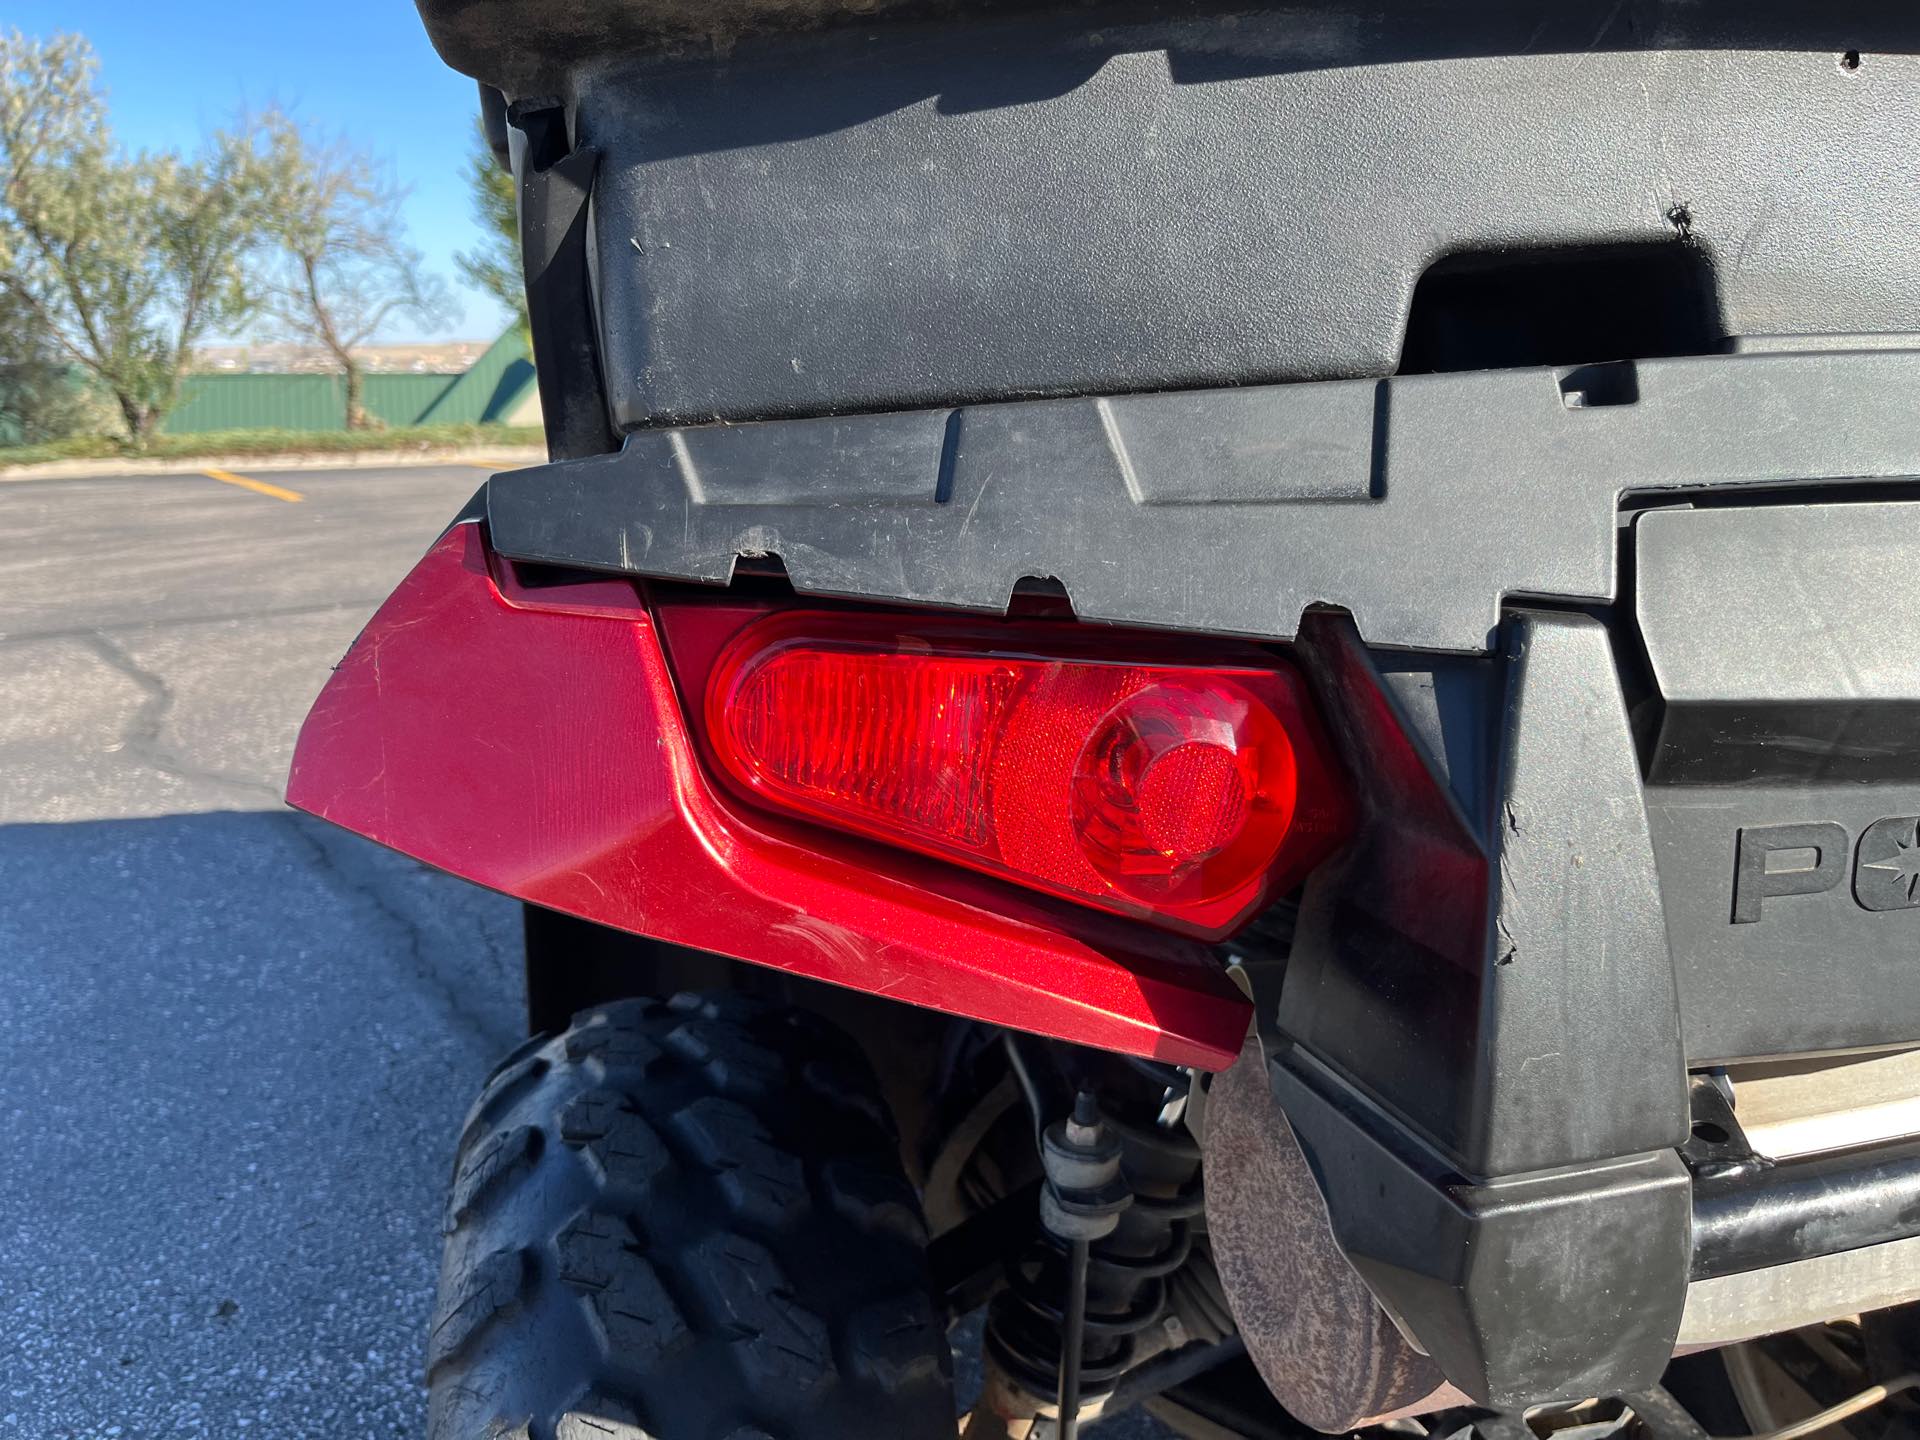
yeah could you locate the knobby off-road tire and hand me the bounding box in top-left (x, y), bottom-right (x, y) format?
top-left (426, 993), bottom-right (955, 1440)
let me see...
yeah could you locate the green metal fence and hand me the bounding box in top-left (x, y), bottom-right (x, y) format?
top-left (159, 331), bottom-right (536, 435)
top-left (162, 374), bottom-right (440, 432)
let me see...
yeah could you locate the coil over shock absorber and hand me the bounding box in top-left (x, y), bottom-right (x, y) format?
top-left (986, 1090), bottom-right (1203, 1435)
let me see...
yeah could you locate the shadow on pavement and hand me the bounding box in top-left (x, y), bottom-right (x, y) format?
top-left (0, 810), bottom-right (520, 1437)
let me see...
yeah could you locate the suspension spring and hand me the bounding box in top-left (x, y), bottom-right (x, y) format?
top-left (985, 1094), bottom-right (1203, 1413)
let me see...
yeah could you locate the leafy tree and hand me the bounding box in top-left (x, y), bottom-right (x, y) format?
top-left (0, 30), bottom-right (267, 444)
top-left (254, 113), bottom-right (446, 429)
top-left (0, 283), bottom-right (98, 444)
top-left (455, 122), bottom-right (526, 341)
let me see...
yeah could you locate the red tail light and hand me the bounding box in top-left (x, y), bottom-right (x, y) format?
top-left (703, 614), bottom-right (1352, 936)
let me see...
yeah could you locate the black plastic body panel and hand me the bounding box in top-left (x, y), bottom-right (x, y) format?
top-left (1649, 787), bottom-right (1920, 1063)
top-left (418, 0), bottom-right (1920, 101)
top-left (1263, 611), bottom-right (1692, 1407)
top-left (537, 11), bottom-right (1920, 425)
top-left (1271, 1050), bottom-right (1691, 1410)
top-left (1637, 501), bottom-right (1920, 1063)
top-left (513, 108), bottom-right (623, 462)
top-left (1285, 611), bottom-right (1690, 1176)
top-left (1639, 502), bottom-right (1920, 787)
top-left (487, 351), bottom-right (1920, 654)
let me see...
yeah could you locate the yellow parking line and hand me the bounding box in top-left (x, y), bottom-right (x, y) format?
top-left (203, 468), bottom-right (305, 503)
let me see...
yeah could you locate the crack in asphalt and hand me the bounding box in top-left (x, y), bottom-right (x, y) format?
top-left (273, 813), bottom-right (521, 1060)
top-left (79, 630), bottom-right (287, 805)
top-left (75, 628), bottom-right (518, 1058)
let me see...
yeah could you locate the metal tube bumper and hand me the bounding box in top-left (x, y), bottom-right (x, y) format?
top-left (1690, 1136), bottom-right (1920, 1281)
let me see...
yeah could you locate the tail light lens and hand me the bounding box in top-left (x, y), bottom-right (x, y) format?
top-left (703, 614), bottom-right (1351, 936)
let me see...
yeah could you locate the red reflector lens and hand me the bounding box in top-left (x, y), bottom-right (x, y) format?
top-left (1070, 680), bottom-right (1296, 907)
top-left (726, 646), bottom-right (1017, 849)
top-left (705, 617), bottom-right (1349, 936)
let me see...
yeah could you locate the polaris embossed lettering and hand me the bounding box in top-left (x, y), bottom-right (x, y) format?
top-left (1733, 817), bottom-right (1920, 923)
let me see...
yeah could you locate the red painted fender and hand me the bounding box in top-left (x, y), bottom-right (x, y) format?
top-left (288, 522), bottom-right (1251, 1068)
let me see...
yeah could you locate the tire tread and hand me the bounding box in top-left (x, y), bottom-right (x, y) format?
top-left (426, 993), bottom-right (952, 1440)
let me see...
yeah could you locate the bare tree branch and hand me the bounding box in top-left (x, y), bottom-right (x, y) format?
top-left (253, 113), bottom-right (448, 429)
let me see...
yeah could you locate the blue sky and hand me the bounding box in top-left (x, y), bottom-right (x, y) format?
top-left (15, 1), bottom-right (511, 343)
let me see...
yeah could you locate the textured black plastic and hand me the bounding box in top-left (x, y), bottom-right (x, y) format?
top-left (1252, 610), bottom-right (1693, 1406)
top-left (421, 3), bottom-right (1920, 426)
top-left (1283, 611), bottom-right (1688, 1177)
top-left (1639, 502), bottom-right (1920, 785)
top-left (513, 108), bottom-right (622, 463)
top-left (581, 24), bottom-right (1919, 425)
top-left (1655, 788), bottom-right (1920, 1064)
top-left (1270, 1048), bottom-right (1691, 1411)
top-left (487, 351), bottom-right (1920, 655)
top-left (1636, 500), bottom-right (1920, 1063)
top-left (417, 0), bottom-right (1920, 99)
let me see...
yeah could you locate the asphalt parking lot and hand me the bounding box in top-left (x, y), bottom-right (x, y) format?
top-left (0, 463), bottom-right (526, 1437)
